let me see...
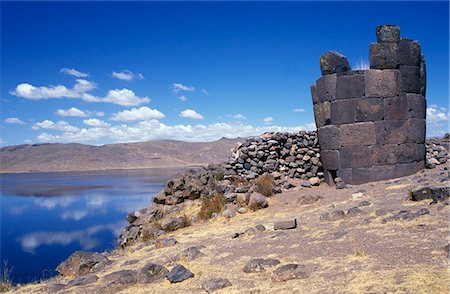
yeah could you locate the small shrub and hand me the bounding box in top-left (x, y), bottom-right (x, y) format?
top-left (0, 261), bottom-right (13, 293)
top-left (254, 174), bottom-right (275, 197)
top-left (198, 194), bottom-right (225, 220)
top-left (141, 221), bottom-right (162, 243)
top-left (214, 170), bottom-right (225, 181)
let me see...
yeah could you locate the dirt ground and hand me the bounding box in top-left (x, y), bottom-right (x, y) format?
top-left (14, 165), bottom-right (449, 294)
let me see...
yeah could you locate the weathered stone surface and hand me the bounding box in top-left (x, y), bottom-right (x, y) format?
top-left (46, 284), bottom-right (66, 292)
top-left (407, 118), bottom-right (426, 143)
top-left (400, 65), bottom-right (420, 93)
top-left (419, 57), bottom-right (426, 96)
top-left (298, 195), bottom-right (321, 205)
top-left (320, 51), bottom-right (350, 75)
top-left (330, 99), bottom-right (356, 125)
top-left (102, 270), bottom-right (137, 293)
top-left (410, 186), bottom-right (449, 204)
top-left (406, 93), bottom-right (426, 119)
top-left (202, 278), bottom-right (232, 293)
top-left (236, 193), bottom-right (250, 207)
top-left (56, 251), bottom-right (111, 277)
top-left (371, 143), bottom-right (425, 165)
top-left (67, 275), bottom-right (98, 286)
top-left (369, 42), bottom-right (398, 69)
top-left (160, 217), bottom-right (188, 232)
top-left (356, 98), bottom-right (384, 122)
top-left (311, 84), bottom-right (319, 104)
top-left (166, 265), bottom-right (194, 283)
top-left (316, 74), bottom-right (337, 102)
top-left (365, 69), bottom-right (399, 97)
top-left (318, 126), bottom-right (341, 150)
top-left (340, 122), bottom-right (376, 147)
top-left (320, 210), bottom-right (345, 221)
top-left (175, 246), bottom-right (203, 262)
top-left (313, 102), bottom-right (331, 128)
top-left (321, 150), bottom-right (340, 170)
top-left (336, 74), bottom-right (365, 99)
top-left (155, 238), bottom-right (177, 249)
top-left (248, 192), bottom-right (268, 210)
top-left (382, 208), bottom-right (429, 223)
top-left (374, 120), bottom-right (408, 145)
top-left (272, 264), bottom-right (308, 282)
top-left (137, 263), bottom-right (168, 284)
top-left (376, 25), bottom-right (400, 43)
top-left (397, 39), bottom-right (421, 66)
top-left (384, 96), bottom-right (408, 120)
top-left (274, 219), bottom-right (297, 230)
top-left (347, 207), bottom-right (363, 216)
top-left (243, 258), bottom-right (281, 273)
top-left (340, 146), bottom-right (372, 168)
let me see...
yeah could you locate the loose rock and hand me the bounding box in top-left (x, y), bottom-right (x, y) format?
top-left (202, 278), bottom-right (232, 293)
top-left (272, 264), bottom-right (309, 282)
top-left (274, 219), bottom-right (297, 230)
top-left (166, 265), bottom-right (194, 283)
top-left (243, 258), bottom-right (281, 273)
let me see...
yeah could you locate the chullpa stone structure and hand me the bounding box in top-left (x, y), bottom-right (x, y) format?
top-left (311, 25), bottom-right (426, 185)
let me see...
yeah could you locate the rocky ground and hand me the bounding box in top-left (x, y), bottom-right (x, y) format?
top-left (8, 134), bottom-right (450, 294)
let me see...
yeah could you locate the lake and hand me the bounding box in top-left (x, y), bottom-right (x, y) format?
top-left (0, 168), bottom-right (188, 284)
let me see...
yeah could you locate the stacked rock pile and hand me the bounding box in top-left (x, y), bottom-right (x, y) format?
top-left (224, 131), bottom-right (324, 181)
top-left (426, 133), bottom-right (450, 169)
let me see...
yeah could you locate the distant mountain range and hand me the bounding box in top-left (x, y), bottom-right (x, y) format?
top-left (0, 138), bottom-right (243, 173)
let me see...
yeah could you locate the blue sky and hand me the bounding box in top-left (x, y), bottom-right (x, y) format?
top-left (1, 1), bottom-right (449, 146)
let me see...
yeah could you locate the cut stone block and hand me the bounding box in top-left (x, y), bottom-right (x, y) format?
top-left (316, 74), bottom-right (337, 102)
top-left (407, 118), bottom-right (426, 143)
top-left (320, 51), bottom-right (350, 75)
top-left (365, 69), bottom-right (399, 97)
top-left (371, 143), bottom-right (425, 165)
top-left (321, 150), bottom-right (340, 170)
top-left (369, 42), bottom-right (398, 69)
top-left (399, 65), bottom-right (420, 93)
top-left (330, 99), bottom-right (356, 125)
top-left (311, 84), bottom-right (319, 104)
top-left (397, 39), bottom-right (421, 66)
top-left (336, 74), bottom-right (365, 99)
top-left (317, 125), bottom-right (341, 150)
top-left (340, 122), bottom-right (376, 146)
top-left (313, 102), bottom-right (331, 128)
top-left (340, 146), bottom-right (372, 168)
top-left (376, 25), bottom-right (400, 43)
top-left (419, 57), bottom-right (426, 97)
top-left (356, 98), bottom-right (384, 122)
top-left (374, 120), bottom-right (408, 145)
top-left (406, 93), bottom-right (426, 119)
top-left (336, 168), bottom-right (352, 184)
top-left (384, 96), bottom-right (407, 120)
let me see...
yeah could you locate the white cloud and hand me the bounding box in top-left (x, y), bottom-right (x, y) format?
top-left (228, 113), bottom-right (246, 120)
top-left (111, 106), bottom-right (165, 121)
top-left (293, 108), bottom-right (306, 113)
top-left (83, 118), bottom-right (110, 127)
top-left (263, 117), bottom-right (273, 123)
top-left (179, 95), bottom-right (187, 102)
top-left (36, 121), bottom-right (316, 144)
top-left (55, 107), bottom-right (87, 117)
top-left (179, 109), bottom-right (204, 120)
top-left (11, 79), bottom-right (149, 106)
top-left (60, 68), bottom-right (89, 78)
top-left (427, 105), bottom-right (449, 122)
top-left (32, 120), bottom-right (79, 132)
top-left (172, 83), bottom-right (195, 94)
top-left (202, 89), bottom-right (210, 96)
top-left (111, 70), bottom-right (144, 81)
top-left (4, 117), bottom-right (26, 125)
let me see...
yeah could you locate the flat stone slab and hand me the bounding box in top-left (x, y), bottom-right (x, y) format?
top-left (166, 264), bottom-right (194, 283)
top-left (202, 278), bottom-right (232, 293)
top-left (272, 264), bottom-right (309, 282)
top-left (243, 258), bottom-right (281, 273)
top-left (274, 219), bottom-right (297, 230)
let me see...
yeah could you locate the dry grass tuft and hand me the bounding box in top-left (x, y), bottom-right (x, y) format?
top-left (198, 194), bottom-right (225, 220)
top-left (141, 221), bottom-right (162, 242)
top-left (254, 174), bottom-right (275, 197)
top-left (0, 261), bottom-right (13, 293)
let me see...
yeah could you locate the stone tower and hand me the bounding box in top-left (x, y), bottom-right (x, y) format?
top-left (311, 25), bottom-right (426, 185)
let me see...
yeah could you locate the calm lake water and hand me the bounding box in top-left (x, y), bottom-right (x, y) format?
top-left (0, 168), bottom-right (187, 284)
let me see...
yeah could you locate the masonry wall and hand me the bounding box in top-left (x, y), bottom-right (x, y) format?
top-left (311, 25), bottom-right (427, 185)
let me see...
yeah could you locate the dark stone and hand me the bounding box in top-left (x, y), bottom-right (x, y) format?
top-left (202, 278), bottom-right (232, 293)
top-left (358, 201), bottom-right (371, 207)
top-left (365, 69), bottom-right (399, 98)
top-left (400, 65), bottom-right (420, 93)
top-left (137, 263), bottom-right (168, 284)
top-left (407, 118), bottom-right (426, 144)
top-left (313, 102), bottom-right (331, 128)
top-left (46, 284), bottom-right (66, 292)
top-left (318, 125), bottom-right (341, 150)
top-left (102, 270), bottom-right (137, 294)
top-left (243, 258), bottom-right (281, 273)
top-left (384, 96), bottom-right (408, 120)
top-left (254, 224), bottom-right (266, 232)
top-left (166, 265), bottom-right (194, 283)
top-left (369, 42), bottom-right (398, 69)
top-left (356, 98), bottom-right (384, 122)
top-left (374, 120), bottom-right (408, 145)
top-left (154, 238), bottom-right (177, 249)
top-left (409, 186), bottom-right (449, 204)
top-left (160, 217), bottom-right (188, 232)
top-left (330, 99), bottom-right (356, 125)
top-left (340, 122), bottom-right (376, 146)
top-left (397, 39), bottom-right (421, 66)
top-left (274, 219), bottom-right (297, 230)
top-left (336, 74), bottom-right (365, 99)
top-left (244, 162), bottom-right (252, 170)
top-left (56, 251), bottom-right (111, 277)
top-left (321, 150), bottom-right (340, 170)
top-left (336, 168), bottom-right (352, 185)
top-left (272, 264), bottom-right (308, 282)
top-left (300, 180), bottom-right (312, 188)
top-left (376, 25), bottom-right (400, 43)
top-left (371, 143), bottom-right (425, 165)
top-left (68, 275), bottom-right (98, 286)
top-left (419, 56), bottom-right (426, 96)
top-left (320, 51), bottom-right (350, 75)
top-left (248, 192), bottom-right (268, 210)
top-left (347, 207), bottom-right (363, 216)
top-left (316, 74), bottom-right (337, 102)
top-left (340, 146), bottom-right (372, 168)
top-left (406, 93), bottom-right (426, 119)
top-left (311, 84), bottom-right (319, 104)
top-left (175, 246), bottom-right (203, 262)
top-left (320, 210), bottom-right (345, 221)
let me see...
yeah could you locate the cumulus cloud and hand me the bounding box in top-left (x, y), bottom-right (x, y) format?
top-left (36, 121), bottom-right (316, 144)
top-left (83, 118), bottom-right (110, 127)
top-left (60, 68), bottom-right (89, 78)
top-left (293, 108), bottom-right (306, 113)
top-left (32, 120), bottom-right (79, 132)
top-left (179, 109), bottom-right (204, 120)
top-left (4, 117), bottom-right (26, 125)
top-left (179, 95), bottom-right (187, 102)
top-left (263, 117), bottom-right (273, 123)
top-left (11, 79), bottom-right (149, 106)
top-left (228, 113), bottom-right (246, 120)
top-left (427, 105), bottom-right (449, 122)
top-left (172, 83), bottom-right (195, 94)
top-left (55, 107), bottom-right (87, 117)
top-left (111, 70), bottom-right (144, 81)
top-left (111, 106), bottom-right (165, 121)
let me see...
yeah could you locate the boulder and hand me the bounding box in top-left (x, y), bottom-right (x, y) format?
top-left (67, 274), bottom-right (98, 286)
top-left (243, 258), bottom-right (281, 273)
top-left (319, 51), bottom-right (351, 75)
top-left (202, 278), bottom-right (232, 293)
top-left (166, 265), bottom-right (194, 283)
top-left (248, 193), bottom-right (268, 210)
top-left (101, 270), bottom-right (137, 294)
top-left (274, 219), bottom-right (297, 230)
top-left (272, 264), bottom-right (309, 282)
top-left (137, 263), bottom-right (168, 284)
top-left (56, 251), bottom-right (111, 277)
